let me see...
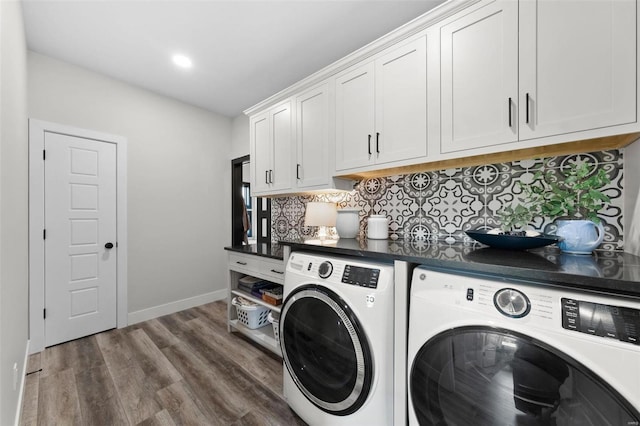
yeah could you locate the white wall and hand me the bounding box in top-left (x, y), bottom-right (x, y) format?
top-left (28, 52), bottom-right (232, 316)
top-left (0, 1), bottom-right (30, 424)
top-left (625, 140), bottom-right (640, 256)
top-left (230, 113), bottom-right (250, 160)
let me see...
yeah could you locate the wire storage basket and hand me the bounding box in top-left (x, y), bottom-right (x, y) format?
top-left (232, 297), bottom-right (270, 329)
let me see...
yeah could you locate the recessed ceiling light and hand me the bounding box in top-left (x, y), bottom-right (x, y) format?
top-left (172, 54), bottom-right (193, 69)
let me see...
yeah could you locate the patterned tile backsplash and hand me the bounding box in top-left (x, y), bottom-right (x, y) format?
top-left (271, 150), bottom-right (624, 251)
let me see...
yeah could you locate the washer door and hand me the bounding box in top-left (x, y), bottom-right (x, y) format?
top-left (410, 326), bottom-right (640, 426)
top-left (280, 284), bottom-right (373, 416)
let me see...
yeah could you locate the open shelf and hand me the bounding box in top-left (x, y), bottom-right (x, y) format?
top-left (231, 289), bottom-right (282, 313)
top-left (229, 319), bottom-right (281, 356)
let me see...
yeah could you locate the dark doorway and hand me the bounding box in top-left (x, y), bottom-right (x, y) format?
top-left (231, 156), bottom-right (270, 246)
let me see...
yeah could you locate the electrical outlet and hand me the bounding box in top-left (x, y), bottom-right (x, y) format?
top-left (13, 363), bottom-right (18, 390)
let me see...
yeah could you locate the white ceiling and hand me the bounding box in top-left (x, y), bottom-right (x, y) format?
top-left (22, 0), bottom-right (445, 118)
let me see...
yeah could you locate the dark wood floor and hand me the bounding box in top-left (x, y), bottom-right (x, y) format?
top-left (19, 300), bottom-right (306, 425)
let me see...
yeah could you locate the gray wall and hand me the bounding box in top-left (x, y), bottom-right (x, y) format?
top-left (28, 52), bottom-right (233, 314)
top-left (230, 113), bottom-right (250, 160)
top-left (0, 1), bottom-right (29, 424)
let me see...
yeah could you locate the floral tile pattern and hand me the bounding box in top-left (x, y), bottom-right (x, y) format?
top-left (270, 150), bottom-right (625, 251)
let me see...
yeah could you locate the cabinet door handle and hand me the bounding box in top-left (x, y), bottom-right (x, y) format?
top-left (269, 169), bottom-right (273, 183)
top-left (508, 97), bottom-right (512, 127)
top-left (525, 93), bottom-right (530, 124)
top-left (236, 261), bottom-right (247, 265)
top-left (296, 163), bottom-right (301, 180)
top-left (376, 132), bottom-right (380, 154)
top-left (265, 170), bottom-right (269, 184)
top-left (368, 134), bottom-right (372, 155)
top-left (270, 269), bottom-right (284, 274)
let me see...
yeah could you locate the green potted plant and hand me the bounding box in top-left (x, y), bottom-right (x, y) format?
top-left (499, 161), bottom-right (611, 254)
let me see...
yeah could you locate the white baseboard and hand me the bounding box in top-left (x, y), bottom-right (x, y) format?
top-left (127, 289), bottom-right (227, 325)
top-left (14, 339), bottom-right (30, 426)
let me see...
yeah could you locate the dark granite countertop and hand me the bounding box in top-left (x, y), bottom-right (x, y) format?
top-left (279, 238), bottom-right (640, 298)
top-left (224, 243), bottom-right (285, 260)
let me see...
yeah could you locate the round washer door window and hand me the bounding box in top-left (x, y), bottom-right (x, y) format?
top-left (280, 284), bottom-right (373, 416)
top-left (410, 326), bottom-right (640, 426)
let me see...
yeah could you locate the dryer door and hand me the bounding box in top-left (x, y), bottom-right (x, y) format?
top-left (410, 326), bottom-right (640, 425)
top-left (280, 284), bottom-right (373, 416)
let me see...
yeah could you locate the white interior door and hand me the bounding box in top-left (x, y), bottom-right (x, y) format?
top-left (44, 132), bottom-right (117, 347)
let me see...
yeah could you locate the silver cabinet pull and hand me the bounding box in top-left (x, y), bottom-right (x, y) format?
top-left (508, 97), bottom-right (512, 127)
top-left (236, 261), bottom-right (247, 265)
top-left (271, 269), bottom-right (284, 274)
top-left (525, 93), bottom-right (530, 124)
top-left (367, 134), bottom-right (372, 156)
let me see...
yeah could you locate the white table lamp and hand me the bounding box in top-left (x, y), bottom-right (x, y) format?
top-left (305, 202), bottom-right (337, 241)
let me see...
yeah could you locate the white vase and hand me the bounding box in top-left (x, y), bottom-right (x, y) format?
top-left (335, 209), bottom-right (360, 239)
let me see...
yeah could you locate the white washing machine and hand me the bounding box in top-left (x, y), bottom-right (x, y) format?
top-left (280, 252), bottom-right (395, 425)
top-left (408, 267), bottom-right (640, 426)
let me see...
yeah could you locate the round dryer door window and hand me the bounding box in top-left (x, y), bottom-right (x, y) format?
top-left (280, 284), bottom-right (373, 416)
top-left (410, 326), bottom-right (640, 426)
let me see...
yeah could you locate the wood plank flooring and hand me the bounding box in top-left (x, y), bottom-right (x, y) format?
top-left (19, 300), bottom-right (306, 426)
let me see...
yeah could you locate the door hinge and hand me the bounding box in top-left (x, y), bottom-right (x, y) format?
top-left (43, 229), bottom-right (46, 240)
top-left (43, 308), bottom-right (46, 319)
top-left (43, 150), bottom-right (46, 160)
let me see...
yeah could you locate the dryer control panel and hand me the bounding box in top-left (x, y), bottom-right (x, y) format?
top-left (562, 298), bottom-right (640, 345)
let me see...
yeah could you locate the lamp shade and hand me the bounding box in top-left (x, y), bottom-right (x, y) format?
top-left (304, 202), bottom-right (337, 227)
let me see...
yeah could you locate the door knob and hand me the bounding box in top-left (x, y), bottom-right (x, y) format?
top-left (105, 242), bottom-right (114, 249)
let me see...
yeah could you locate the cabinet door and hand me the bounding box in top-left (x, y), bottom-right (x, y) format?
top-left (335, 62), bottom-right (375, 171)
top-left (440, 1), bottom-right (518, 153)
top-left (270, 101), bottom-right (293, 192)
top-left (519, 0), bottom-right (636, 140)
top-left (375, 35), bottom-right (428, 164)
top-left (251, 112), bottom-right (271, 194)
top-left (296, 83), bottom-right (330, 189)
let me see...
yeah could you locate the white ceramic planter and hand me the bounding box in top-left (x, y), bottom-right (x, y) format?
top-left (335, 208), bottom-right (360, 239)
top-left (367, 215), bottom-right (389, 240)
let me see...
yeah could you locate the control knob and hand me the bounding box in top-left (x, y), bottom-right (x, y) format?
top-left (494, 288), bottom-right (531, 318)
top-left (318, 261), bottom-right (333, 279)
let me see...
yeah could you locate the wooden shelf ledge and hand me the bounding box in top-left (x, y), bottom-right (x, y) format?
top-left (336, 132), bottom-right (640, 181)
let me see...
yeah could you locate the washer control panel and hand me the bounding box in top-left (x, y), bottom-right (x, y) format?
top-left (562, 298), bottom-right (640, 345)
top-left (342, 265), bottom-right (380, 288)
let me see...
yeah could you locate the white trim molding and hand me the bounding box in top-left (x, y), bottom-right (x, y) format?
top-left (128, 289), bottom-right (227, 325)
top-left (28, 119), bottom-right (128, 354)
top-left (14, 340), bottom-right (30, 426)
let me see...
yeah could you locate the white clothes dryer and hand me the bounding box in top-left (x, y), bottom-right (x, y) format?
top-left (280, 252), bottom-right (395, 426)
top-left (408, 267), bottom-right (640, 426)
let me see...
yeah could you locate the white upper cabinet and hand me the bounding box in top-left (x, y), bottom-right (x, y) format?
top-left (376, 37), bottom-right (429, 164)
top-left (335, 62), bottom-right (376, 170)
top-left (251, 112), bottom-right (271, 194)
top-left (250, 100), bottom-right (293, 196)
top-left (441, 0), bottom-right (637, 154)
top-left (518, 0), bottom-right (636, 140)
top-left (440, 1), bottom-right (518, 153)
top-left (295, 83), bottom-right (331, 189)
top-left (335, 35), bottom-right (428, 171)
